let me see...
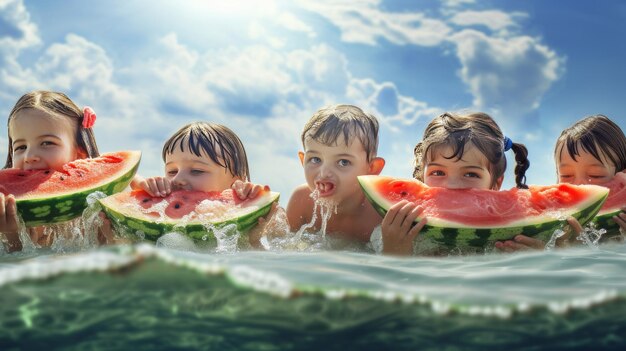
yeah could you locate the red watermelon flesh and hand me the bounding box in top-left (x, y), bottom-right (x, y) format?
top-left (129, 189), bottom-right (246, 220)
top-left (369, 177), bottom-right (594, 226)
top-left (358, 176), bottom-right (608, 228)
top-left (0, 151), bottom-right (141, 226)
top-left (0, 152), bottom-right (133, 199)
top-left (99, 188), bottom-right (280, 242)
top-left (598, 172), bottom-right (626, 215)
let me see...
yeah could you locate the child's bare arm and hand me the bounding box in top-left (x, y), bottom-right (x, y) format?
top-left (131, 175), bottom-right (171, 197)
top-left (381, 200), bottom-right (427, 256)
top-left (286, 185), bottom-right (314, 232)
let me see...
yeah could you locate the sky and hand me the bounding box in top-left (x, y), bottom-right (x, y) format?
top-left (1, 0), bottom-right (625, 205)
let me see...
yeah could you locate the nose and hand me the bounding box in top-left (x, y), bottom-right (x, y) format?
top-left (24, 149), bottom-right (40, 164)
top-left (171, 173), bottom-right (188, 188)
top-left (570, 175), bottom-right (586, 185)
top-left (318, 163), bottom-right (333, 179)
top-left (445, 178), bottom-right (470, 190)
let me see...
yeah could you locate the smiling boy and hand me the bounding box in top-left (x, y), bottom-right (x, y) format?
top-left (286, 105), bottom-right (385, 243)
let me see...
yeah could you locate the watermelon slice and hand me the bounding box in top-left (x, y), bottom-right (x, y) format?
top-left (358, 175), bottom-right (609, 251)
top-left (99, 189), bottom-right (280, 243)
top-left (593, 172), bottom-right (626, 237)
top-left (0, 151), bottom-right (141, 227)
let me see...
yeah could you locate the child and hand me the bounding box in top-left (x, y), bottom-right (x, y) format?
top-left (497, 115), bottom-right (626, 251)
top-left (286, 104), bottom-right (386, 243)
top-left (0, 90), bottom-right (104, 252)
top-left (130, 122), bottom-right (270, 245)
top-left (380, 112), bottom-right (530, 255)
top-left (131, 121), bottom-right (265, 197)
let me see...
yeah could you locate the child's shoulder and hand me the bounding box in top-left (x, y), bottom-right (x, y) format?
top-left (288, 184), bottom-right (314, 205)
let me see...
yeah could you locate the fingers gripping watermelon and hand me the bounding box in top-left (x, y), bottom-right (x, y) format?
top-left (593, 172), bottom-right (626, 238)
top-left (358, 176), bottom-right (609, 251)
top-left (0, 151), bottom-right (141, 227)
top-left (99, 189), bottom-right (280, 244)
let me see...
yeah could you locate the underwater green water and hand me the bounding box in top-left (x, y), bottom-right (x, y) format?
top-left (1, 244), bottom-right (626, 350)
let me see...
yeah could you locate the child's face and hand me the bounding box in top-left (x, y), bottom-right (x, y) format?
top-left (424, 143), bottom-right (498, 190)
top-left (164, 145), bottom-right (238, 192)
top-left (10, 109), bottom-right (80, 171)
top-left (300, 138), bottom-right (373, 203)
top-left (557, 144), bottom-right (616, 185)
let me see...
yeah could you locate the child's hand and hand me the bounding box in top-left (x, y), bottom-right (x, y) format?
top-left (613, 206), bottom-right (626, 233)
top-left (248, 203), bottom-right (284, 248)
top-left (232, 180), bottom-right (267, 200)
top-left (0, 194), bottom-right (18, 234)
top-left (495, 235), bottom-right (545, 252)
top-left (131, 175), bottom-right (172, 197)
top-left (0, 194), bottom-right (21, 252)
top-left (496, 217), bottom-right (580, 252)
top-left (381, 200), bottom-right (427, 256)
top-left (97, 212), bottom-right (115, 245)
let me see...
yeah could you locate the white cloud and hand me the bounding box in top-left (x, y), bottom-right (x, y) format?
top-left (347, 78), bottom-right (441, 131)
top-left (450, 29), bottom-right (564, 119)
top-left (442, 0), bottom-right (476, 8)
top-left (449, 10), bottom-right (525, 32)
top-left (277, 11), bottom-right (316, 38)
top-left (297, 0), bottom-right (451, 46)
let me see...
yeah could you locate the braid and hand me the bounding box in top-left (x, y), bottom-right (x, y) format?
top-left (511, 142), bottom-right (530, 189)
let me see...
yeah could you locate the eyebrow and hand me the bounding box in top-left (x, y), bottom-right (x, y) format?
top-left (12, 134), bottom-right (62, 146)
top-left (335, 153), bottom-right (356, 158)
top-left (427, 162), bottom-right (485, 171)
top-left (165, 160), bottom-right (212, 166)
top-left (558, 162), bottom-right (607, 168)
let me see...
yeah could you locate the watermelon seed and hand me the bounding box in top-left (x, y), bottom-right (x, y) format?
top-left (400, 191), bottom-right (408, 197)
top-left (174, 203), bottom-right (181, 209)
top-left (60, 175), bottom-right (65, 181)
top-left (142, 199), bottom-right (150, 203)
top-left (44, 171), bottom-right (50, 174)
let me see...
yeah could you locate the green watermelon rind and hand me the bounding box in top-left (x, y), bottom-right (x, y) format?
top-left (358, 175), bottom-right (609, 251)
top-left (14, 151), bottom-right (141, 227)
top-left (99, 191), bottom-right (280, 244)
top-left (593, 209), bottom-right (622, 239)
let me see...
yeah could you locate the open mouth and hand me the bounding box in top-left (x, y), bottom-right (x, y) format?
top-left (315, 182), bottom-right (336, 197)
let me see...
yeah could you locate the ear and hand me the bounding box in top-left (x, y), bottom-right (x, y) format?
top-left (368, 157), bottom-right (385, 175)
top-left (298, 151), bottom-right (305, 166)
top-left (493, 175), bottom-right (504, 190)
top-left (76, 148), bottom-right (88, 160)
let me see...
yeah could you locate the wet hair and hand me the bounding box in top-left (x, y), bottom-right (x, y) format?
top-left (413, 112), bottom-right (530, 189)
top-left (162, 122), bottom-right (250, 181)
top-left (4, 90), bottom-right (100, 168)
top-left (301, 104), bottom-right (379, 161)
top-left (555, 114), bottom-right (626, 173)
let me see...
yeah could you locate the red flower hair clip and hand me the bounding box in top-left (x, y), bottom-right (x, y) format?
top-left (82, 106), bottom-right (96, 129)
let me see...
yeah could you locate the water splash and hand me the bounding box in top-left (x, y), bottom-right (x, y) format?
top-left (575, 222), bottom-right (607, 248)
top-left (260, 190), bottom-right (340, 252)
top-left (545, 227), bottom-right (567, 251)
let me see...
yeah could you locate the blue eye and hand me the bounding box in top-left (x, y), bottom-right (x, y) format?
top-left (429, 170), bottom-right (445, 176)
top-left (308, 157), bottom-right (321, 164)
top-left (338, 159), bottom-right (351, 167)
top-left (464, 172), bottom-right (480, 178)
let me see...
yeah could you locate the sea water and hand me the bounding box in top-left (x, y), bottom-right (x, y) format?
top-left (1, 204), bottom-right (626, 350)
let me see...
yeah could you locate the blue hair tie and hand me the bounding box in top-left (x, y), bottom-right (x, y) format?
top-left (503, 136), bottom-right (513, 151)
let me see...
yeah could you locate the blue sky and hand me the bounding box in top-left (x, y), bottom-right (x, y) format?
top-left (1, 0), bottom-right (625, 205)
